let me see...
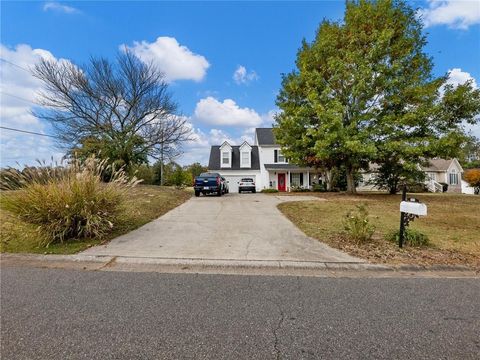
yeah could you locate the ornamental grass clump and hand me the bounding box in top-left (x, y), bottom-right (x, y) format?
top-left (0, 159), bottom-right (69, 190)
top-left (2, 157), bottom-right (139, 245)
top-left (343, 204), bottom-right (375, 243)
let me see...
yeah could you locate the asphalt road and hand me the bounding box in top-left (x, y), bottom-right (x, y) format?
top-left (1, 266), bottom-right (479, 359)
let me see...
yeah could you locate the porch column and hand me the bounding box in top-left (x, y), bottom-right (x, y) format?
top-left (287, 170), bottom-right (290, 192)
top-left (306, 170), bottom-right (310, 189)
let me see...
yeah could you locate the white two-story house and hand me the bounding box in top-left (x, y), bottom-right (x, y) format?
top-left (207, 128), bottom-right (320, 192)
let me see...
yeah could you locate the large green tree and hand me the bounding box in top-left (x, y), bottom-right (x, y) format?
top-left (458, 134), bottom-right (480, 168)
top-left (275, 0), bottom-right (480, 194)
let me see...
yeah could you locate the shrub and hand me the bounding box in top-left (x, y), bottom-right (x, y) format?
top-left (290, 185), bottom-right (310, 192)
top-left (170, 166), bottom-right (190, 187)
top-left (464, 169), bottom-right (480, 194)
top-left (131, 164), bottom-right (155, 185)
top-left (405, 182), bottom-right (428, 193)
top-left (2, 157), bottom-right (139, 245)
top-left (312, 183), bottom-right (327, 192)
top-left (343, 204), bottom-right (375, 243)
top-left (261, 188), bottom-right (279, 193)
top-left (385, 228), bottom-right (429, 247)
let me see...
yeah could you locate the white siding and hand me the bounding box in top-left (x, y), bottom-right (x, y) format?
top-left (461, 180), bottom-right (475, 195)
top-left (258, 145), bottom-right (287, 190)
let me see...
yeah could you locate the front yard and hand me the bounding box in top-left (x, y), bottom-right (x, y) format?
top-left (0, 186), bottom-right (191, 254)
top-left (278, 193), bottom-right (480, 268)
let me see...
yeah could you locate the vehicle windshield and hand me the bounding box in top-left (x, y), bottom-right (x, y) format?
top-left (241, 178), bottom-right (253, 182)
top-left (199, 172), bottom-right (217, 177)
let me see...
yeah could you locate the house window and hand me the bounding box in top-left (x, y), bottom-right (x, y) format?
top-left (278, 151), bottom-right (286, 163)
top-left (427, 173), bottom-right (436, 181)
top-left (291, 173), bottom-right (301, 186)
top-left (241, 151), bottom-right (250, 166)
top-left (222, 152), bottom-right (229, 165)
top-left (449, 169), bottom-right (458, 185)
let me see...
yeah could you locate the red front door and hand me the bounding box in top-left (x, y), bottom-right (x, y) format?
top-left (278, 173), bottom-right (286, 192)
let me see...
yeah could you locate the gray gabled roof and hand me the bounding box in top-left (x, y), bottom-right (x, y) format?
top-left (421, 159), bottom-right (454, 172)
top-left (208, 146), bottom-right (260, 170)
top-left (255, 128), bottom-right (276, 145)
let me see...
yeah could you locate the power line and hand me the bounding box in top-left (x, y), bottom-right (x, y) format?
top-left (0, 126), bottom-right (57, 139)
top-left (0, 91), bottom-right (38, 105)
top-left (0, 58), bottom-right (31, 73)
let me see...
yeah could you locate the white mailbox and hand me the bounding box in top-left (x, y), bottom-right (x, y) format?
top-left (400, 201), bottom-right (427, 216)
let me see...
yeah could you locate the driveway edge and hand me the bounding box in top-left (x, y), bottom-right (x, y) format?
top-left (1, 253), bottom-right (478, 277)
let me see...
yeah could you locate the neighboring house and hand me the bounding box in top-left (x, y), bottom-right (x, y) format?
top-left (422, 158), bottom-right (464, 193)
top-left (208, 128), bottom-right (321, 192)
top-left (358, 158), bottom-right (466, 193)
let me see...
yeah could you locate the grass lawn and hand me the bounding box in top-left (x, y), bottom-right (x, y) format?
top-left (278, 192), bottom-right (480, 268)
top-left (0, 185), bottom-right (191, 255)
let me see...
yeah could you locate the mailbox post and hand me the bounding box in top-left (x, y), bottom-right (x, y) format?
top-left (398, 185), bottom-right (427, 248)
top-left (399, 186), bottom-right (407, 248)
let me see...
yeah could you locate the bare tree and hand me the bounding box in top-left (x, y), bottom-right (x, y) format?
top-left (32, 51), bottom-right (191, 171)
top-left (154, 115), bottom-right (192, 185)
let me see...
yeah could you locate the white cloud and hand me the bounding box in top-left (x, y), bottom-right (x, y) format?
top-left (445, 68), bottom-right (478, 88)
top-left (419, 0), bottom-right (480, 30)
top-left (233, 65), bottom-right (258, 85)
top-left (261, 109), bottom-right (278, 126)
top-left (178, 108), bottom-right (277, 166)
top-left (194, 97), bottom-right (263, 127)
top-left (43, 2), bottom-right (81, 14)
top-left (0, 44), bottom-right (67, 168)
top-left (122, 37), bottom-right (210, 82)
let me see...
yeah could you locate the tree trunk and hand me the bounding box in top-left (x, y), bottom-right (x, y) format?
top-left (389, 187), bottom-right (398, 195)
top-left (388, 177), bottom-right (399, 195)
top-left (325, 169), bottom-right (333, 191)
top-left (160, 147), bottom-right (164, 186)
top-left (346, 166), bottom-right (357, 194)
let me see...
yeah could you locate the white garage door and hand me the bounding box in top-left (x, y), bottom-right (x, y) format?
top-left (223, 175), bottom-right (256, 193)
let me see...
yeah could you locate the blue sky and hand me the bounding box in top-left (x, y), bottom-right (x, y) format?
top-left (1, 0), bottom-right (479, 167)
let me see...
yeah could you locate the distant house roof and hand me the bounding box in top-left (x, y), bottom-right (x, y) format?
top-left (255, 128), bottom-right (276, 145)
top-left (208, 146), bottom-right (260, 170)
top-left (421, 159), bottom-right (455, 172)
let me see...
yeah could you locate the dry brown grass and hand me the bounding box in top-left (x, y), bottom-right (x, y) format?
top-left (278, 192), bottom-right (480, 268)
top-left (0, 185), bottom-right (191, 254)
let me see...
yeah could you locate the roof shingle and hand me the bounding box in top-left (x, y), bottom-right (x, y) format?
top-left (208, 146), bottom-right (260, 170)
top-left (421, 159), bottom-right (453, 172)
top-left (255, 128), bottom-right (276, 145)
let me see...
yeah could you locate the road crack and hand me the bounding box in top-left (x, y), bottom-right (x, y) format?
top-left (268, 299), bottom-right (285, 360)
top-left (97, 256), bottom-right (117, 270)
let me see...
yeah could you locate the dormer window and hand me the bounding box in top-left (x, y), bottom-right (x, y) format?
top-left (220, 141), bottom-right (232, 168)
top-left (222, 152), bottom-right (230, 165)
top-left (241, 151), bottom-right (249, 165)
top-left (239, 141), bottom-right (252, 168)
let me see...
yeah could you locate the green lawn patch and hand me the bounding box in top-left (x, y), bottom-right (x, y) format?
top-left (0, 185), bottom-right (191, 254)
top-left (278, 192), bottom-right (480, 268)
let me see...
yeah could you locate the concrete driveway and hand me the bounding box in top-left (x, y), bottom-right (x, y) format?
top-left (82, 193), bottom-right (361, 263)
